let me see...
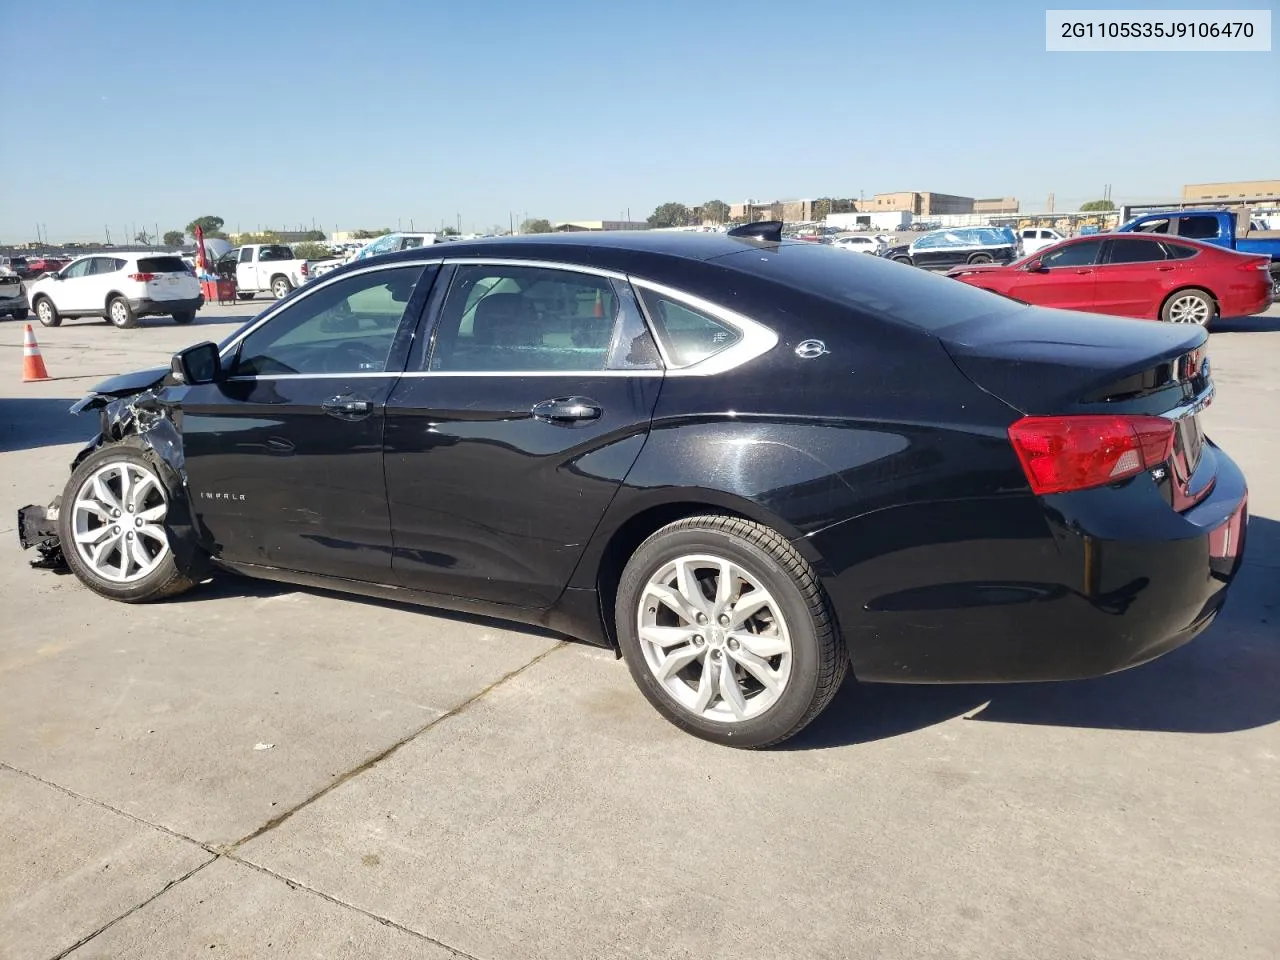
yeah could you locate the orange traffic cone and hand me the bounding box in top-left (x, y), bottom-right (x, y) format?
top-left (592, 289), bottom-right (604, 318)
top-left (22, 324), bottom-right (51, 382)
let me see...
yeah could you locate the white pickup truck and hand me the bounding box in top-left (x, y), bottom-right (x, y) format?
top-left (223, 244), bottom-right (314, 299)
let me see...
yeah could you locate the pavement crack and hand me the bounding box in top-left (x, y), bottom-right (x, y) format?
top-left (0, 761), bottom-right (216, 855)
top-left (224, 641), bottom-right (566, 853)
top-left (46, 856), bottom-right (216, 960)
top-left (227, 856), bottom-right (480, 959)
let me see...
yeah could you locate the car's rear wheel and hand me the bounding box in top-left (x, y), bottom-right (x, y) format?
top-left (171, 310), bottom-right (195, 324)
top-left (237, 292), bottom-right (255, 300)
top-left (892, 256), bottom-right (912, 265)
top-left (968, 253), bottom-right (993, 264)
top-left (57, 441), bottom-right (196, 603)
top-left (1161, 289), bottom-right (1215, 326)
top-left (107, 296), bottom-right (137, 328)
top-left (616, 515), bottom-right (847, 748)
top-left (271, 277), bottom-right (292, 299)
top-left (34, 297), bottom-right (60, 327)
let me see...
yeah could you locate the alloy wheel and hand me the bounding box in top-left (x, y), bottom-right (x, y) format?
top-left (1167, 294), bottom-right (1211, 324)
top-left (71, 461), bottom-right (170, 583)
top-left (636, 554), bottom-right (793, 723)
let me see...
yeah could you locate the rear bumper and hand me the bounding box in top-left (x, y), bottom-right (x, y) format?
top-left (128, 295), bottom-right (203, 316)
top-left (813, 444), bottom-right (1248, 683)
top-left (0, 292), bottom-right (27, 314)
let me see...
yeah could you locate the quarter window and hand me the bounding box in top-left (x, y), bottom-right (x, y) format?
top-left (1106, 239), bottom-right (1167, 264)
top-left (230, 266), bottom-right (423, 377)
top-left (1176, 216), bottom-right (1219, 240)
top-left (428, 265), bottom-right (657, 372)
top-left (1041, 240), bottom-right (1104, 268)
top-left (636, 288), bottom-right (742, 368)
top-left (1164, 243), bottom-right (1200, 260)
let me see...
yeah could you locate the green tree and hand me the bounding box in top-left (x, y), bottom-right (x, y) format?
top-left (234, 231), bottom-right (282, 245)
top-left (352, 227), bottom-right (392, 239)
top-left (647, 202), bottom-right (693, 228)
top-left (441, 226), bottom-right (460, 236)
top-left (293, 241), bottom-right (332, 260)
top-left (1080, 199), bottom-right (1116, 211)
top-left (812, 198), bottom-right (833, 221)
top-left (186, 215), bottom-right (224, 235)
top-left (302, 229), bottom-right (326, 241)
top-left (520, 218), bottom-right (553, 234)
top-left (701, 200), bottom-right (730, 224)
top-left (162, 230), bottom-right (186, 247)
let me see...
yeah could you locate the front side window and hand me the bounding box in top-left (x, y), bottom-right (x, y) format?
top-left (1105, 238), bottom-right (1167, 265)
top-left (428, 265), bottom-right (656, 372)
top-left (237, 248), bottom-right (254, 263)
top-left (62, 259), bottom-right (92, 279)
top-left (635, 288), bottom-right (742, 368)
top-left (1041, 240), bottom-right (1104, 268)
top-left (231, 266), bottom-right (423, 377)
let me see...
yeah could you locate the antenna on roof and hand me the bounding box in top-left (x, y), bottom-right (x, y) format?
top-left (727, 220), bottom-right (783, 242)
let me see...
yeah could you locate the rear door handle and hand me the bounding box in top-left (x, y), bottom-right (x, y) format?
top-left (1074, 269), bottom-right (1094, 275)
top-left (1156, 266), bottom-right (1175, 272)
top-left (321, 395), bottom-right (372, 421)
top-left (531, 397), bottom-right (602, 423)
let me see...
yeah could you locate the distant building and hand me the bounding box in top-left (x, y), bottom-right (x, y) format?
top-left (1182, 179), bottom-right (1280, 202)
top-left (867, 192), bottom-right (977, 216)
top-left (552, 220), bottom-right (650, 232)
top-left (974, 197), bottom-right (1019, 214)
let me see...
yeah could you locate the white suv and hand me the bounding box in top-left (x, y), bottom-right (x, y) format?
top-left (28, 253), bottom-right (203, 329)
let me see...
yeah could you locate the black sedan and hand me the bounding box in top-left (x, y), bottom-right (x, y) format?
top-left (19, 227), bottom-right (1247, 747)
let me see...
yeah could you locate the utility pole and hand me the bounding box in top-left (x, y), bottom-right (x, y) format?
top-left (456, 213), bottom-right (461, 234)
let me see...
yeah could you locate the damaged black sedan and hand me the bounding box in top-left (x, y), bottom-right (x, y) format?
top-left (19, 228), bottom-right (1249, 748)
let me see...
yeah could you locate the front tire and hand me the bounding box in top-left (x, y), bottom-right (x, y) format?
top-left (34, 297), bottom-right (61, 327)
top-left (271, 277), bottom-right (293, 299)
top-left (13, 308), bottom-right (28, 320)
top-left (1161, 288), bottom-right (1215, 326)
top-left (107, 296), bottom-right (137, 328)
top-left (892, 256), bottom-right (912, 265)
top-left (615, 515), bottom-right (847, 748)
top-left (171, 310), bottom-right (196, 324)
top-left (57, 441), bottom-right (196, 603)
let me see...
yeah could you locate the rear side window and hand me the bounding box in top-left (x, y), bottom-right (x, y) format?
top-left (137, 256), bottom-right (189, 274)
top-left (635, 289), bottom-right (742, 367)
top-left (1177, 216), bottom-right (1220, 240)
top-left (1164, 244), bottom-right (1200, 260)
top-left (1105, 239), bottom-right (1167, 264)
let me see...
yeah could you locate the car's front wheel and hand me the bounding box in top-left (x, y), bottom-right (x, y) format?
top-left (57, 441), bottom-right (196, 603)
top-left (34, 297), bottom-right (61, 327)
top-left (968, 253), bottom-right (993, 264)
top-left (13, 308), bottom-right (28, 320)
top-left (616, 515), bottom-right (847, 748)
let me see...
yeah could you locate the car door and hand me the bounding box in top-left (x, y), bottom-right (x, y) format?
top-left (178, 262), bottom-right (438, 580)
top-left (87, 256), bottom-right (126, 311)
top-left (383, 261), bottom-right (664, 607)
top-left (1094, 237), bottom-right (1170, 317)
top-left (1173, 214), bottom-right (1226, 247)
top-left (927, 231), bottom-right (970, 270)
top-left (910, 232), bottom-right (945, 268)
top-left (56, 257), bottom-right (98, 311)
top-left (234, 248), bottom-right (257, 290)
top-left (1013, 238), bottom-right (1104, 310)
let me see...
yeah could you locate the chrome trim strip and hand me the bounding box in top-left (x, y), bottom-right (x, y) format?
top-left (217, 259), bottom-right (444, 360)
top-left (628, 276), bottom-right (779, 376)
top-left (443, 258), bottom-right (628, 281)
top-left (1162, 383), bottom-right (1214, 421)
top-left (223, 370), bottom-right (665, 382)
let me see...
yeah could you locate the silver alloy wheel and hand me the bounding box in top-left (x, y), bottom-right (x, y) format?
top-left (71, 461), bottom-right (170, 583)
top-left (637, 554), bottom-right (793, 723)
top-left (37, 300), bottom-right (53, 323)
top-left (273, 279), bottom-right (290, 298)
top-left (1167, 294), bottom-right (1211, 324)
top-left (109, 300), bottom-right (129, 325)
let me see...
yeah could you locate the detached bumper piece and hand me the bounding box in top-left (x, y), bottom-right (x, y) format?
top-left (17, 503), bottom-right (67, 571)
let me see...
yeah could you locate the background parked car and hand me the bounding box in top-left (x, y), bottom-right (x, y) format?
top-left (1118, 208), bottom-right (1280, 296)
top-left (0, 269), bottom-right (28, 319)
top-left (832, 235), bottom-right (884, 255)
top-left (27, 253), bottom-right (203, 328)
top-left (1019, 227), bottom-right (1066, 256)
top-left (887, 226), bottom-right (1020, 270)
top-left (948, 234), bottom-right (1273, 325)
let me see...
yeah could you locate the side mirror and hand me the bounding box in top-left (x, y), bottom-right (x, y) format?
top-left (1023, 258), bottom-right (1046, 272)
top-left (171, 342), bottom-right (221, 385)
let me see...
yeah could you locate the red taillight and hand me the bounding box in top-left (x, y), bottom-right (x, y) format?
top-left (301, 262), bottom-right (309, 276)
top-left (128, 272), bottom-right (156, 282)
top-left (1241, 257), bottom-right (1271, 272)
top-left (1008, 415), bottom-right (1175, 496)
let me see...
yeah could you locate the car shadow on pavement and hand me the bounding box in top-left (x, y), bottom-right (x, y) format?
top-left (0, 398), bottom-right (87, 453)
top-left (786, 514), bottom-right (1280, 750)
top-left (1215, 314), bottom-right (1280, 334)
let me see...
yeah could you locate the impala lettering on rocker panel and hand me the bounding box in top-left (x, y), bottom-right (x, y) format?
top-left (199, 492), bottom-right (247, 501)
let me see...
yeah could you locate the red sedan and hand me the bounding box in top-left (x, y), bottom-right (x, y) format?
top-left (948, 234), bottom-right (1273, 326)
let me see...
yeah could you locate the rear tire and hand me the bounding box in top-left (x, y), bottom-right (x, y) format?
top-left (237, 292), bottom-right (255, 300)
top-left (271, 277), bottom-right (292, 299)
top-left (615, 515), bottom-right (847, 748)
top-left (171, 311), bottom-right (196, 324)
top-left (34, 297), bottom-right (61, 327)
top-left (107, 296), bottom-right (137, 328)
top-left (1161, 288), bottom-right (1215, 326)
top-left (57, 440), bottom-right (197, 604)
top-left (968, 253), bottom-right (993, 264)
top-left (892, 256), bottom-right (912, 265)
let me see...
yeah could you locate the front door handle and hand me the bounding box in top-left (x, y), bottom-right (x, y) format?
top-left (531, 397), bottom-right (602, 423)
top-left (1156, 266), bottom-right (1175, 272)
top-left (321, 395), bottom-right (372, 421)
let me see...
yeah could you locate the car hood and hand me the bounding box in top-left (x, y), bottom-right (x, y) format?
top-left (69, 366), bottom-right (168, 414)
top-left (946, 263), bottom-right (1016, 277)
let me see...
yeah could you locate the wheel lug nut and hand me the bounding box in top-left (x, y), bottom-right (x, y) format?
top-left (693, 635), bottom-right (704, 646)
top-left (711, 649), bottom-right (722, 660)
top-left (112, 526), bottom-right (119, 534)
top-left (718, 614), bottom-right (730, 626)
top-left (728, 638), bottom-right (740, 651)
top-left (696, 613), bottom-right (708, 624)
top-left (126, 532), bottom-right (134, 539)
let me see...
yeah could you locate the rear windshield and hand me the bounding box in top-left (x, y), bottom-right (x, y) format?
top-left (715, 242), bottom-right (1024, 333)
top-left (138, 256), bottom-right (191, 274)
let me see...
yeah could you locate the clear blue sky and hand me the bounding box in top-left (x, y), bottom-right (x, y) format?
top-left (2, 0), bottom-right (1275, 242)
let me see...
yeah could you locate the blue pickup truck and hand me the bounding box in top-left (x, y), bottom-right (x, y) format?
top-left (1118, 209), bottom-right (1280, 295)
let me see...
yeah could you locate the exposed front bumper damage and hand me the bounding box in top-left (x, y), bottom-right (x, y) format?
top-left (18, 386), bottom-right (211, 581)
